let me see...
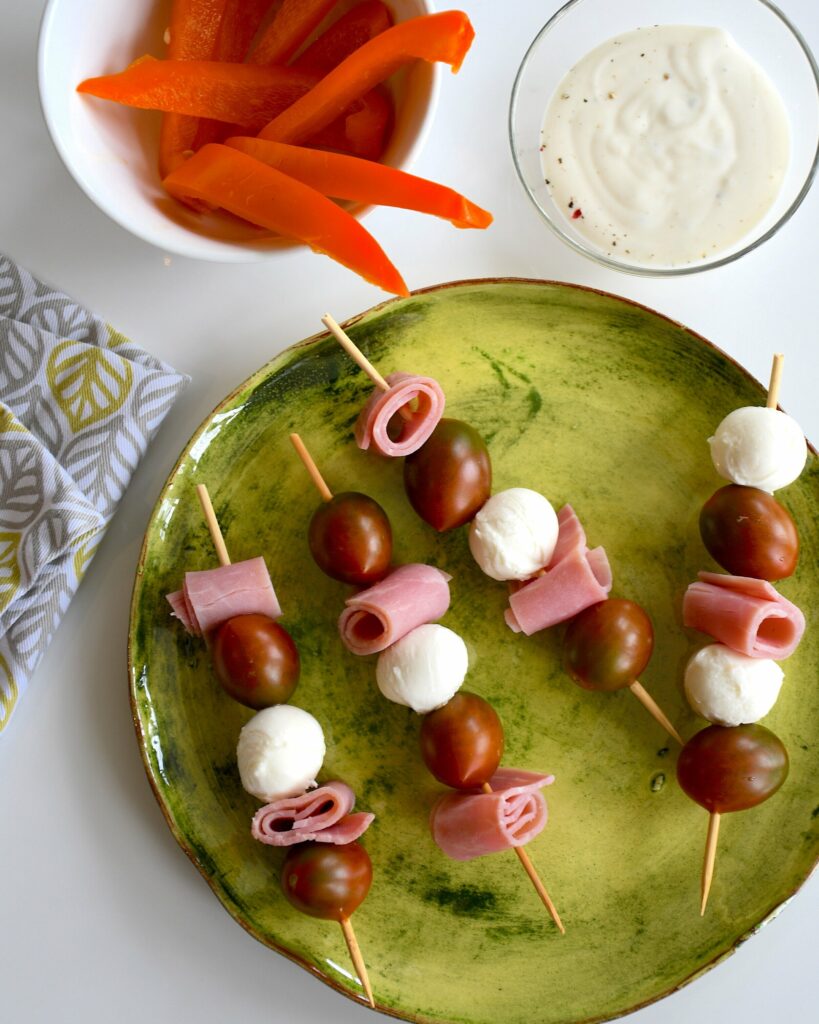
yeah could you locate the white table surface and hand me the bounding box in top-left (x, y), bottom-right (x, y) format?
top-left (2, 2), bottom-right (818, 1021)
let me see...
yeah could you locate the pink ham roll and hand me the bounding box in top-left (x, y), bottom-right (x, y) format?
top-left (548, 504), bottom-right (586, 568)
top-left (339, 563), bottom-right (452, 655)
top-left (166, 557), bottom-right (282, 636)
top-left (251, 780), bottom-right (374, 847)
top-left (683, 571), bottom-right (805, 659)
top-left (505, 546), bottom-right (612, 635)
top-left (430, 768), bottom-right (554, 861)
top-left (354, 371), bottom-right (445, 457)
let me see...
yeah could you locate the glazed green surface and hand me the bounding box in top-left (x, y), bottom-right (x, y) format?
top-left (129, 281), bottom-right (819, 1024)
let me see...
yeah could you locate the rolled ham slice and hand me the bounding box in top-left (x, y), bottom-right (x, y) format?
top-left (683, 570), bottom-right (805, 659)
top-left (339, 563), bottom-right (451, 655)
top-left (354, 371), bottom-right (445, 457)
top-left (166, 556), bottom-right (282, 636)
top-left (505, 545), bottom-right (612, 635)
top-left (251, 780), bottom-right (374, 847)
top-left (548, 504), bottom-right (587, 569)
top-left (430, 768), bottom-right (554, 861)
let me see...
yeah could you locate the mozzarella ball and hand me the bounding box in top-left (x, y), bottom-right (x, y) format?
top-left (376, 624), bottom-right (468, 714)
top-left (468, 487), bottom-right (559, 581)
top-left (684, 644), bottom-right (784, 726)
top-left (709, 406), bottom-right (806, 492)
top-left (237, 705), bottom-right (325, 802)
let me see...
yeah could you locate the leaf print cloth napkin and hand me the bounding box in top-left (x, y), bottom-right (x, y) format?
top-left (0, 254), bottom-right (189, 733)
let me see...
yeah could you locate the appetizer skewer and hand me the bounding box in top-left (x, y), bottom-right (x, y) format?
top-left (290, 435), bottom-right (564, 931)
top-left (680, 354), bottom-right (806, 913)
top-left (189, 484), bottom-right (376, 1005)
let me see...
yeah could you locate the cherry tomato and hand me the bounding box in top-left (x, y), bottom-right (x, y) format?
top-left (699, 484), bottom-right (799, 581)
top-left (281, 842), bottom-right (372, 921)
top-left (677, 723), bottom-right (789, 813)
top-left (308, 492), bottom-right (392, 585)
top-left (419, 692), bottom-right (504, 789)
top-left (403, 419), bottom-right (492, 531)
top-left (563, 599), bottom-right (653, 692)
top-left (211, 614), bottom-right (299, 709)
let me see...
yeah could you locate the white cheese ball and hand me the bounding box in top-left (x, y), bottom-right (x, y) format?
top-left (684, 644), bottom-right (784, 726)
top-left (468, 487), bottom-right (559, 581)
top-left (709, 406), bottom-right (806, 492)
top-left (376, 624), bottom-right (468, 714)
top-left (237, 705), bottom-right (325, 802)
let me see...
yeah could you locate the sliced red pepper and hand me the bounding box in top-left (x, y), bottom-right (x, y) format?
top-left (193, 0), bottom-right (275, 149)
top-left (163, 144), bottom-right (409, 296)
top-left (79, 59), bottom-right (318, 133)
top-left (306, 87), bottom-right (392, 161)
top-left (258, 11), bottom-right (475, 144)
top-left (212, 0), bottom-right (274, 61)
top-left (160, 0), bottom-right (228, 176)
top-left (249, 0), bottom-right (339, 66)
top-left (293, 1), bottom-right (393, 76)
top-left (225, 137), bottom-right (493, 229)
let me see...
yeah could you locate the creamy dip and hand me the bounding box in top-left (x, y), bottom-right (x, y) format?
top-left (540, 26), bottom-right (790, 267)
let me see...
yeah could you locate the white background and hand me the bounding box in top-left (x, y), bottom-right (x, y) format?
top-left (1, 2), bottom-right (818, 1022)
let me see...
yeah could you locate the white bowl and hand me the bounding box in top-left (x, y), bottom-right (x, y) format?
top-left (38, 0), bottom-right (440, 261)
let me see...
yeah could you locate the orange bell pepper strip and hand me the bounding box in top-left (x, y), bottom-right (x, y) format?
top-left (163, 145), bottom-right (409, 297)
top-left (293, 1), bottom-right (393, 75)
top-left (212, 0), bottom-right (274, 61)
top-left (225, 138), bottom-right (493, 229)
top-left (78, 59), bottom-right (318, 133)
top-left (249, 0), bottom-right (339, 66)
top-left (192, 0), bottom-right (275, 148)
top-left (257, 11), bottom-right (475, 144)
top-left (306, 87), bottom-right (392, 161)
top-left (160, 0), bottom-right (228, 176)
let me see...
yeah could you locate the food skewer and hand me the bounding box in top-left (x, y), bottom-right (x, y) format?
top-left (681, 353), bottom-right (804, 914)
top-left (291, 438), bottom-right (564, 930)
top-left (193, 482), bottom-right (375, 1005)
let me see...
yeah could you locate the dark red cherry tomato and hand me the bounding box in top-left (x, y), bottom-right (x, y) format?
top-left (563, 599), bottom-right (653, 692)
top-left (211, 614), bottom-right (299, 709)
top-left (419, 692), bottom-right (504, 789)
top-left (308, 491), bottom-right (392, 585)
top-left (403, 419), bottom-right (491, 531)
top-left (677, 724), bottom-right (789, 813)
top-left (281, 842), bottom-right (372, 921)
top-left (699, 484), bottom-right (799, 581)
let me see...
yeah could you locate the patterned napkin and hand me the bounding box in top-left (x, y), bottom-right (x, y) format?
top-left (0, 255), bottom-right (188, 733)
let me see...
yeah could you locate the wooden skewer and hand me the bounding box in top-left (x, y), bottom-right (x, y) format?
top-left (196, 483), bottom-right (231, 566)
top-left (481, 781), bottom-right (565, 934)
top-left (340, 916), bottom-right (375, 1008)
top-left (321, 312), bottom-right (412, 421)
top-left (289, 433), bottom-right (333, 503)
top-left (700, 811), bottom-right (721, 916)
top-left (766, 352), bottom-right (784, 409)
top-left (629, 681), bottom-right (684, 745)
top-left (322, 313), bottom-right (391, 392)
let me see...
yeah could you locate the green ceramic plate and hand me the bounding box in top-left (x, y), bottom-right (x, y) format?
top-left (129, 280), bottom-right (819, 1024)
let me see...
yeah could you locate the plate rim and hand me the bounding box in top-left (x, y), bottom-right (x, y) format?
top-left (127, 276), bottom-right (819, 1024)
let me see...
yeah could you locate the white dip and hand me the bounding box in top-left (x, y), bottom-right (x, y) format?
top-left (540, 25), bottom-right (790, 266)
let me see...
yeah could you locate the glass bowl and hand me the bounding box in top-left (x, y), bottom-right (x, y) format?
top-left (509, 0), bottom-right (819, 276)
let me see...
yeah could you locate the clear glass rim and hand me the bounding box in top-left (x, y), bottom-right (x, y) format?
top-left (508, 0), bottom-right (819, 278)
